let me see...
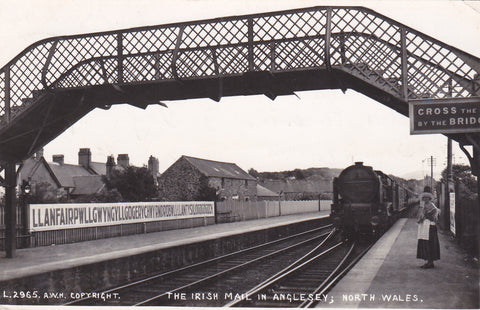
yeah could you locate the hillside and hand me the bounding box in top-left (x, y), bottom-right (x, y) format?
top-left (251, 167), bottom-right (342, 200)
top-left (250, 167), bottom-right (342, 181)
top-left (252, 167), bottom-right (423, 200)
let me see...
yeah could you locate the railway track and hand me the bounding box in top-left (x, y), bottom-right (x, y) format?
top-left (64, 224), bottom-right (335, 306)
top-left (227, 240), bottom-right (373, 308)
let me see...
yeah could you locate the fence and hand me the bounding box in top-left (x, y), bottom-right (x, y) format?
top-left (215, 200), bottom-right (331, 223)
top-left (438, 181), bottom-right (479, 257)
top-left (0, 203), bottom-right (29, 249)
top-left (0, 200), bottom-right (332, 248)
top-left (454, 184), bottom-right (479, 257)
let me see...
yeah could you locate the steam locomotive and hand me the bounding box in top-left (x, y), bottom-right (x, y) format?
top-left (330, 162), bottom-right (417, 239)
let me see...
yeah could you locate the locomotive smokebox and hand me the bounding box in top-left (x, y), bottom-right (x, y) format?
top-left (337, 163), bottom-right (379, 203)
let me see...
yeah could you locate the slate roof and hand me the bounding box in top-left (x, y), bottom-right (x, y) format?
top-left (71, 175), bottom-right (105, 195)
top-left (20, 154), bottom-right (127, 196)
top-left (182, 156), bottom-right (256, 180)
top-left (48, 163), bottom-right (92, 188)
top-left (90, 162), bottom-right (107, 175)
top-left (260, 179), bottom-right (331, 194)
top-left (19, 157), bottom-right (45, 180)
top-left (256, 184), bottom-right (278, 197)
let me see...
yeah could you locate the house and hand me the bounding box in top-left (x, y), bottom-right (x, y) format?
top-left (260, 178), bottom-right (331, 200)
top-left (158, 155), bottom-right (257, 201)
top-left (17, 148), bottom-right (133, 199)
top-left (256, 184), bottom-right (279, 201)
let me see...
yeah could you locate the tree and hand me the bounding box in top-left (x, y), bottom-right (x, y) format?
top-left (441, 164), bottom-right (477, 199)
top-left (23, 182), bottom-right (68, 204)
top-left (194, 175), bottom-right (218, 201)
top-left (248, 168), bottom-right (260, 179)
top-left (73, 188), bottom-right (123, 203)
top-left (292, 169), bottom-right (306, 180)
top-left (104, 166), bottom-right (158, 202)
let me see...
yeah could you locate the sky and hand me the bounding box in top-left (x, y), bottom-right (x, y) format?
top-left (0, 0), bottom-right (479, 179)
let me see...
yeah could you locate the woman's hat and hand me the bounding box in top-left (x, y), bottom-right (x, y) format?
top-left (420, 192), bottom-right (434, 200)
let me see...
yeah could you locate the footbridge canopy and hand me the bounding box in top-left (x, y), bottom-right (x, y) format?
top-left (0, 6), bottom-right (479, 163)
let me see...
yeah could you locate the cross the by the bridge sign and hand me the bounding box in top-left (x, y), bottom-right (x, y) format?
top-left (409, 98), bottom-right (480, 134)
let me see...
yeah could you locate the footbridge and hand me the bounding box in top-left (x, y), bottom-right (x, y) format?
top-left (1, 6), bottom-right (479, 256)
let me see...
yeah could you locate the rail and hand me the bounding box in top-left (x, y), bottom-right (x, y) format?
top-left (0, 6), bottom-right (479, 125)
top-left (64, 224), bottom-right (333, 306)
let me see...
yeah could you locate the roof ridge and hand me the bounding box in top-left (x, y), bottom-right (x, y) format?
top-left (47, 161), bottom-right (83, 167)
top-left (182, 155), bottom-right (236, 165)
top-left (181, 155), bottom-right (255, 180)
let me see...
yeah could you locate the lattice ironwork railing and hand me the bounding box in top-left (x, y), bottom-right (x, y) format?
top-left (0, 6), bottom-right (479, 124)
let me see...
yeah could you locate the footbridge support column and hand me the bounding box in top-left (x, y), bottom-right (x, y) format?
top-left (4, 162), bottom-right (17, 258)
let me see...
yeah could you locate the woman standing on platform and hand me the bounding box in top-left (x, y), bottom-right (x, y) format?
top-left (416, 186), bottom-right (441, 268)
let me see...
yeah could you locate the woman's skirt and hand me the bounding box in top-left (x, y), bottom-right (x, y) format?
top-left (416, 225), bottom-right (440, 261)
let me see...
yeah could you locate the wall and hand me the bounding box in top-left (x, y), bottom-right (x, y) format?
top-left (209, 177), bottom-right (256, 201)
top-left (158, 157), bottom-right (204, 201)
top-left (158, 157), bottom-right (256, 201)
top-left (28, 217), bottom-right (215, 248)
top-left (279, 200), bottom-right (321, 215)
top-left (18, 158), bottom-right (61, 194)
top-left (0, 217), bottom-right (329, 305)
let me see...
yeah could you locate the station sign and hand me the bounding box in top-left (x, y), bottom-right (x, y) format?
top-left (409, 98), bottom-right (480, 134)
top-left (28, 201), bottom-right (215, 232)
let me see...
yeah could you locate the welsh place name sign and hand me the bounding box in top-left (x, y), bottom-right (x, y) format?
top-left (28, 201), bottom-right (215, 232)
top-left (409, 98), bottom-right (480, 134)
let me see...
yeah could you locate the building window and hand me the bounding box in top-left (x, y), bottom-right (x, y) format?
top-left (232, 195), bottom-right (239, 200)
top-left (245, 180), bottom-right (248, 188)
top-left (221, 178), bottom-right (225, 188)
top-left (245, 196), bottom-right (249, 201)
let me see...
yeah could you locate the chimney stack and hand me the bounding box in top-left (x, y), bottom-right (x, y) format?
top-left (148, 155), bottom-right (159, 176)
top-left (35, 148), bottom-right (44, 160)
top-left (78, 148), bottom-right (92, 169)
top-left (106, 155), bottom-right (115, 178)
top-left (117, 154), bottom-right (129, 168)
top-left (52, 155), bottom-right (64, 165)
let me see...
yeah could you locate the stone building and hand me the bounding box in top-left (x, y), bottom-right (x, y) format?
top-left (256, 184), bottom-right (279, 201)
top-left (158, 155), bottom-right (257, 201)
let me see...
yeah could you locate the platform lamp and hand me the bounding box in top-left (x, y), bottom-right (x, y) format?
top-left (20, 179), bottom-right (31, 247)
top-left (21, 180), bottom-right (31, 195)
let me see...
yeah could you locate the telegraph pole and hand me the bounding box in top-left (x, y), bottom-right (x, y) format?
top-left (446, 138), bottom-right (454, 230)
top-left (427, 156), bottom-right (436, 190)
top-left (447, 139), bottom-right (453, 182)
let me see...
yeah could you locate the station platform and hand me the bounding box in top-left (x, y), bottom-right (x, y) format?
top-left (324, 218), bottom-right (479, 309)
top-left (0, 211), bottom-right (328, 283)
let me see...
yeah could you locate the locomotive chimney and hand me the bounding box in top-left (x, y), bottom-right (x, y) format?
top-left (355, 162), bottom-right (364, 166)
